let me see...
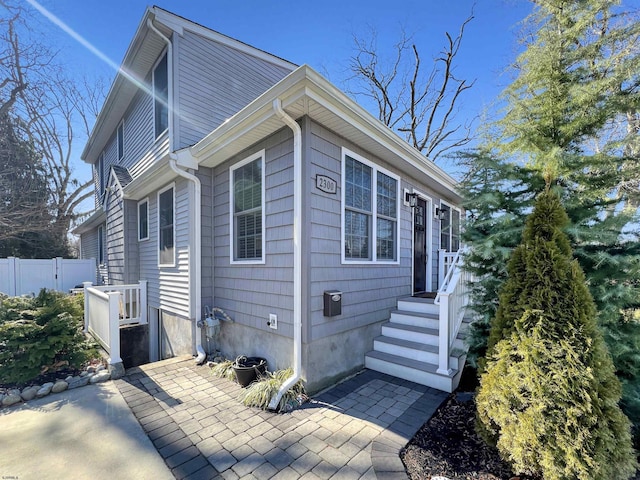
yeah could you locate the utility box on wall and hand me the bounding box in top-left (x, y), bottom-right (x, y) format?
top-left (323, 290), bottom-right (342, 317)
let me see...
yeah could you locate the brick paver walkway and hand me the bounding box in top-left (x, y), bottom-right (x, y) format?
top-left (114, 357), bottom-right (447, 480)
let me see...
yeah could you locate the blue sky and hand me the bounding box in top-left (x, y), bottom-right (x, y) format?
top-left (31, 0), bottom-right (534, 185)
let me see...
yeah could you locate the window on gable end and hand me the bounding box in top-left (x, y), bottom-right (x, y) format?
top-left (117, 121), bottom-right (124, 160)
top-left (153, 53), bottom-right (169, 138)
top-left (97, 153), bottom-right (105, 195)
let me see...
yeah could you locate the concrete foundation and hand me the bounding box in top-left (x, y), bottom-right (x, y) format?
top-left (215, 318), bottom-right (385, 395)
top-left (159, 310), bottom-right (193, 359)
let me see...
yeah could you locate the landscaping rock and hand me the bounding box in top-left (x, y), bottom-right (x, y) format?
top-left (68, 376), bottom-right (90, 389)
top-left (86, 365), bottom-right (97, 373)
top-left (108, 362), bottom-right (125, 380)
top-left (52, 381), bottom-right (68, 393)
top-left (21, 386), bottom-right (40, 401)
top-left (36, 382), bottom-right (54, 398)
top-left (80, 371), bottom-right (89, 377)
top-left (2, 393), bottom-right (22, 407)
top-left (89, 371), bottom-right (111, 384)
top-left (65, 375), bottom-right (74, 382)
top-left (96, 364), bottom-right (106, 372)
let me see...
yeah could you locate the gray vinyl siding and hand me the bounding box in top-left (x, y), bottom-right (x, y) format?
top-left (121, 87), bottom-right (157, 176)
top-left (174, 30), bottom-right (294, 149)
top-left (306, 120), bottom-right (412, 342)
top-left (212, 128), bottom-right (294, 337)
top-left (198, 167), bottom-right (214, 311)
top-left (80, 228), bottom-right (100, 283)
top-left (139, 177), bottom-right (191, 317)
top-left (124, 199), bottom-right (139, 284)
top-left (105, 186), bottom-right (125, 285)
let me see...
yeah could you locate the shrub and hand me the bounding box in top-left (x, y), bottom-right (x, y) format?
top-left (476, 189), bottom-right (637, 479)
top-left (0, 289), bottom-right (98, 385)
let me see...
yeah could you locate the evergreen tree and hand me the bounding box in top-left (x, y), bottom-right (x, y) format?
top-left (463, 0), bottom-right (640, 435)
top-left (0, 113), bottom-right (59, 258)
top-left (476, 188), bottom-right (636, 480)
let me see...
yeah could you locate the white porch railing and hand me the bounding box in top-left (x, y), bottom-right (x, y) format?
top-left (434, 250), bottom-right (470, 375)
top-left (83, 281), bottom-right (147, 365)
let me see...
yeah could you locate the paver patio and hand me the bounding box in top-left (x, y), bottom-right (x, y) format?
top-left (114, 357), bottom-right (447, 480)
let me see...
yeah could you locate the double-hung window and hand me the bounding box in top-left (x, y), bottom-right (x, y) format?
top-left (230, 151), bottom-right (264, 263)
top-left (138, 199), bottom-right (149, 241)
top-left (158, 185), bottom-right (174, 266)
top-left (153, 53), bottom-right (168, 138)
top-left (342, 148), bottom-right (399, 263)
top-left (117, 121), bottom-right (124, 160)
top-left (440, 202), bottom-right (461, 252)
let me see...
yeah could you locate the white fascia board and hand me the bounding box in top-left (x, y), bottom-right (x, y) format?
top-left (81, 8), bottom-right (155, 162)
top-left (302, 67), bottom-right (459, 196)
top-left (190, 65), bottom-right (459, 199)
top-left (72, 208), bottom-right (106, 235)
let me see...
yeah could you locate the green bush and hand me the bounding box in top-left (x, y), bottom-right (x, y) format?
top-left (476, 190), bottom-right (637, 479)
top-left (0, 289), bottom-right (98, 385)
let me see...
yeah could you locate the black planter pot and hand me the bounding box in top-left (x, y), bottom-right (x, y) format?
top-left (232, 356), bottom-right (267, 387)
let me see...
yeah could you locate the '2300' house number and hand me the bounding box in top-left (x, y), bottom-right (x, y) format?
top-left (316, 175), bottom-right (337, 194)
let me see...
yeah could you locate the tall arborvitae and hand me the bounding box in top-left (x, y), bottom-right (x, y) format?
top-left (476, 188), bottom-right (636, 480)
top-left (463, 0), bottom-right (640, 437)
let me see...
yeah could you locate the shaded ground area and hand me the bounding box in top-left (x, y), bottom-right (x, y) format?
top-left (401, 392), bottom-right (518, 480)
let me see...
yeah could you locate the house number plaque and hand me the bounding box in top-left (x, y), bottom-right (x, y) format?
top-left (316, 175), bottom-right (337, 194)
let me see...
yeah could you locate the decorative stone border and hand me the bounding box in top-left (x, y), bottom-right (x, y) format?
top-left (0, 363), bottom-right (121, 409)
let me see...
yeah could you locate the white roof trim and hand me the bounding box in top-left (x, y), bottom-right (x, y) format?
top-left (189, 65), bottom-right (458, 197)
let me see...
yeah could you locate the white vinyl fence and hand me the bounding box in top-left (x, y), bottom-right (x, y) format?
top-left (0, 257), bottom-right (96, 296)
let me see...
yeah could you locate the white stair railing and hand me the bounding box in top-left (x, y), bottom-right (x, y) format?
top-left (434, 250), bottom-right (469, 375)
top-left (83, 281), bottom-right (147, 366)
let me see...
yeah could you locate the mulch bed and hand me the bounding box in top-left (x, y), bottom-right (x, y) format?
top-left (401, 392), bottom-right (523, 480)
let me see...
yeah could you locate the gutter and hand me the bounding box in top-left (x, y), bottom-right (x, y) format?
top-left (148, 17), bottom-right (205, 363)
top-left (268, 98), bottom-right (302, 410)
top-left (169, 155), bottom-right (204, 364)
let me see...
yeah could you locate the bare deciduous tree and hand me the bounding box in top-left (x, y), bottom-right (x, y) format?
top-left (347, 14), bottom-right (476, 162)
top-left (0, 0), bottom-right (103, 256)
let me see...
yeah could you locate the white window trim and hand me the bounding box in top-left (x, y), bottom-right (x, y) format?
top-left (152, 50), bottom-right (169, 140)
top-left (138, 198), bottom-right (149, 242)
top-left (98, 225), bottom-right (105, 265)
top-left (229, 150), bottom-right (266, 265)
top-left (439, 200), bottom-right (462, 252)
top-left (410, 189), bottom-right (434, 293)
top-left (98, 152), bottom-right (105, 195)
top-left (157, 183), bottom-right (176, 267)
top-left (117, 120), bottom-right (125, 161)
top-left (341, 147), bottom-right (401, 265)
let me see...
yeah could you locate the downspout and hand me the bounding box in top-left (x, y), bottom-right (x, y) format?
top-left (169, 155), bottom-right (204, 364)
top-left (149, 17), bottom-right (205, 363)
top-left (147, 17), bottom-right (174, 151)
top-left (269, 98), bottom-right (302, 410)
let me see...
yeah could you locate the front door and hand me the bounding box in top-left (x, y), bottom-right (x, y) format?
top-left (413, 198), bottom-right (428, 293)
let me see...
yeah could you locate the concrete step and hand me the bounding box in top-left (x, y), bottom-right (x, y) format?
top-left (373, 335), bottom-right (463, 370)
top-left (389, 309), bottom-right (439, 329)
top-left (381, 322), bottom-right (438, 346)
top-left (365, 350), bottom-right (462, 393)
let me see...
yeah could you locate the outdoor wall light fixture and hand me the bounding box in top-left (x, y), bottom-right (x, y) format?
top-left (434, 207), bottom-right (446, 220)
top-left (406, 192), bottom-right (418, 208)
